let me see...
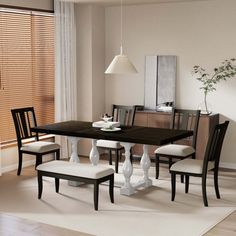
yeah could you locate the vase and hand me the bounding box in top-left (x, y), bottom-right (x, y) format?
top-left (198, 94), bottom-right (212, 115)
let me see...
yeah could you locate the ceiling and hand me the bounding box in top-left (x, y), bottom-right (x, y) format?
top-left (72, 0), bottom-right (207, 7)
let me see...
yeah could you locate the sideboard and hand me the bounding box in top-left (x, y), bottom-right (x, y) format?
top-left (133, 110), bottom-right (219, 160)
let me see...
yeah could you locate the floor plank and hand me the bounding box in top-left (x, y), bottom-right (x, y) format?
top-left (0, 213), bottom-right (93, 236)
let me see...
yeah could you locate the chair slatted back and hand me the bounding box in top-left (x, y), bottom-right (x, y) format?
top-left (203, 121), bottom-right (229, 172)
top-left (171, 109), bottom-right (201, 148)
top-left (11, 107), bottom-right (39, 147)
top-left (112, 105), bottom-right (136, 126)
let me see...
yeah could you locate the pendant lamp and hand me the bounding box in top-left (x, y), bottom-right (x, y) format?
top-left (105, 0), bottom-right (138, 74)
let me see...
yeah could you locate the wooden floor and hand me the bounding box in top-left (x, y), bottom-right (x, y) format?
top-left (204, 167), bottom-right (236, 236)
top-left (0, 213), bottom-right (92, 236)
top-left (205, 210), bottom-right (236, 236)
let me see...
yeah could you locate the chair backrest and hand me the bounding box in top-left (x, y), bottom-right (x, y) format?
top-left (203, 121), bottom-right (229, 173)
top-left (112, 105), bottom-right (136, 126)
top-left (171, 108), bottom-right (201, 148)
top-left (11, 107), bottom-right (39, 148)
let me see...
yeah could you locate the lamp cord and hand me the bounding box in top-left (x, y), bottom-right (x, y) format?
top-left (120, 0), bottom-right (123, 55)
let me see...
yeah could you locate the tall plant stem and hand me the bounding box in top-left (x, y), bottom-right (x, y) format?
top-left (204, 92), bottom-right (209, 114)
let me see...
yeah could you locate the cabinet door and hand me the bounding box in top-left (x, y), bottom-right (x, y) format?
top-left (133, 112), bottom-right (172, 157)
top-left (134, 112), bottom-right (148, 126)
top-left (196, 114), bottom-right (219, 160)
top-left (148, 112), bottom-right (171, 128)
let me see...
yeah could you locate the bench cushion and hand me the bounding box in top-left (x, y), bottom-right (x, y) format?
top-left (36, 160), bottom-right (114, 179)
top-left (21, 141), bottom-right (60, 153)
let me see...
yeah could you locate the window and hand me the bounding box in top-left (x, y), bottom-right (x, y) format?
top-left (0, 9), bottom-right (55, 144)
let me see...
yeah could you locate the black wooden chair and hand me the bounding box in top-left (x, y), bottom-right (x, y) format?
top-left (11, 107), bottom-right (60, 175)
top-left (96, 105), bottom-right (136, 173)
top-left (170, 121), bottom-right (229, 206)
top-left (154, 108), bottom-right (201, 179)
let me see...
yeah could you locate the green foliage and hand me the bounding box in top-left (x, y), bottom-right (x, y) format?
top-left (192, 58), bottom-right (236, 95)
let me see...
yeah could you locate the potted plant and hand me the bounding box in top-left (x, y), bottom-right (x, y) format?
top-left (192, 58), bottom-right (236, 114)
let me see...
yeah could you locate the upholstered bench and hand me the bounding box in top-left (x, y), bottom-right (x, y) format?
top-left (36, 160), bottom-right (114, 210)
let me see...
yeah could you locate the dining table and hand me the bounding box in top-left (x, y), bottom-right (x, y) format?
top-left (31, 120), bottom-right (193, 196)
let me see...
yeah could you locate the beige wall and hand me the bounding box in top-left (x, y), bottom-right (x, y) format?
top-left (105, 0), bottom-right (236, 167)
top-left (75, 4), bottom-right (105, 155)
top-left (0, 0), bottom-right (53, 11)
top-left (76, 4), bottom-right (105, 122)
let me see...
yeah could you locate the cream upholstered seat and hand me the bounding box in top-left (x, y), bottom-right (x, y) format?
top-left (170, 121), bottom-right (229, 207)
top-left (37, 160), bottom-right (114, 179)
top-left (155, 144), bottom-right (195, 157)
top-left (170, 159), bottom-right (214, 174)
top-left (11, 107), bottom-right (60, 175)
top-left (154, 109), bottom-right (200, 179)
top-left (21, 141), bottom-right (59, 153)
top-left (97, 105), bottom-right (136, 173)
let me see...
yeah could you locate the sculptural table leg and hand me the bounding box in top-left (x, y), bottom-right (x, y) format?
top-left (90, 139), bottom-right (99, 165)
top-left (68, 137), bottom-right (80, 163)
top-left (120, 142), bottom-right (135, 196)
top-left (68, 137), bottom-right (81, 186)
top-left (135, 144), bottom-right (152, 188)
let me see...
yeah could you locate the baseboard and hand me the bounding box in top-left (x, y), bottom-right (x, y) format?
top-left (1, 160), bottom-right (36, 174)
top-left (219, 162), bottom-right (236, 170)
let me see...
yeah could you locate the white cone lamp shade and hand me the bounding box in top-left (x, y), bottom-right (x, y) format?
top-left (105, 0), bottom-right (138, 75)
top-left (105, 53), bottom-right (138, 74)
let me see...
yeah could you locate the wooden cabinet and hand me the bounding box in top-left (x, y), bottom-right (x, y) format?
top-left (133, 110), bottom-right (219, 160)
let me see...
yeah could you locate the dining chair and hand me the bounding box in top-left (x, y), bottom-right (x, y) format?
top-left (154, 108), bottom-right (201, 179)
top-left (170, 121), bottom-right (229, 206)
top-left (11, 107), bottom-right (60, 175)
top-left (96, 105), bottom-right (136, 173)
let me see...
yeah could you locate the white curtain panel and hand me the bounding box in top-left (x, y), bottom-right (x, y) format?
top-left (54, 0), bottom-right (77, 158)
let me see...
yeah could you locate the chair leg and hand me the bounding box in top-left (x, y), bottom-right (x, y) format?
top-left (202, 175), bottom-right (208, 207)
top-left (17, 152), bottom-right (23, 176)
top-left (94, 181), bottom-right (99, 211)
top-left (155, 154), bottom-right (160, 179)
top-left (109, 175), bottom-right (114, 203)
top-left (35, 154), bottom-right (42, 168)
top-left (214, 168), bottom-right (221, 199)
top-left (119, 149), bottom-right (123, 161)
top-left (130, 148), bottom-right (133, 164)
top-left (185, 175), bottom-right (189, 193)
top-left (180, 175), bottom-right (184, 183)
top-left (56, 149), bottom-right (60, 160)
top-left (38, 173), bottom-right (43, 199)
top-left (108, 150), bottom-right (112, 165)
top-left (55, 178), bottom-right (60, 193)
top-left (169, 158), bottom-right (173, 169)
top-left (171, 172), bottom-right (176, 201)
top-left (115, 150), bottom-right (119, 173)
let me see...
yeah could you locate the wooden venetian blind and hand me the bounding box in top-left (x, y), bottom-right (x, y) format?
top-left (0, 9), bottom-right (55, 143)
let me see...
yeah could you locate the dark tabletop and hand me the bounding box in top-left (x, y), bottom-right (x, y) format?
top-left (31, 120), bottom-right (193, 146)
